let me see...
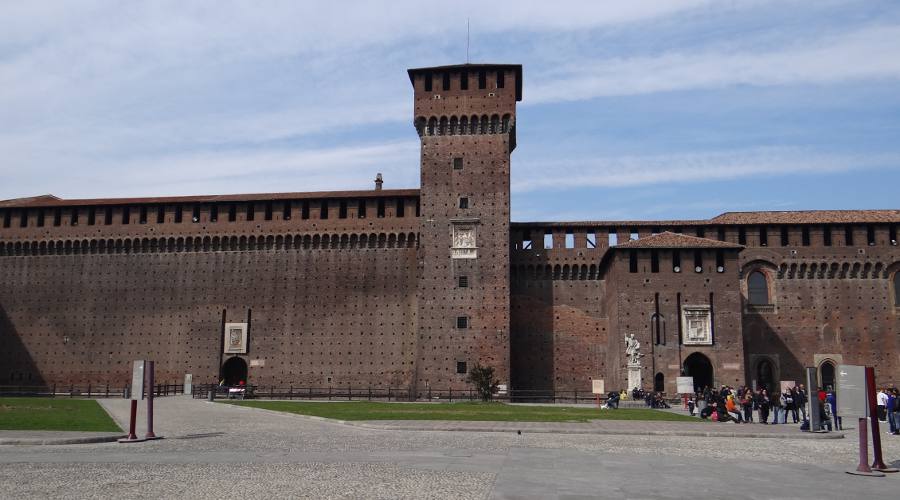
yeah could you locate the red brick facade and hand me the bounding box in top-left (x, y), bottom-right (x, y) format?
top-left (1, 63), bottom-right (898, 394)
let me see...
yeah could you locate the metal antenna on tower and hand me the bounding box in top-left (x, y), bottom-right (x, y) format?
top-left (466, 18), bottom-right (470, 63)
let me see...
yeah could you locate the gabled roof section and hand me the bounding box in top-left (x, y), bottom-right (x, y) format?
top-left (407, 63), bottom-right (523, 101)
top-left (613, 231), bottom-right (743, 250)
top-left (709, 210), bottom-right (900, 225)
top-left (0, 189), bottom-right (420, 208)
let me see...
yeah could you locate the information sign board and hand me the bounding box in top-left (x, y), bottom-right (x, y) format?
top-left (676, 376), bottom-right (694, 394)
top-left (591, 379), bottom-right (605, 394)
top-left (836, 364), bottom-right (868, 418)
top-left (130, 360), bottom-right (145, 401)
top-left (184, 374), bottom-right (193, 396)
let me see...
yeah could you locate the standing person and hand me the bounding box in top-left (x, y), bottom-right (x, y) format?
top-left (887, 388), bottom-right (898, 435)
top-left (797, 384), bottom-right (808, 422)
top-left (771, 391), bottom-right (783, 425)
top-left (790, 387), bottom-right (800, 423)
top-left (782, 387), bottom-right (795, 424)
top-left (741, 388), bottom-right (754, 423)
top-left (876, 388), bottom-right (888, 422)
top-left (827, 391), bottom-right (841, 431)
top-left (758, 389), bottom-right (770, 424)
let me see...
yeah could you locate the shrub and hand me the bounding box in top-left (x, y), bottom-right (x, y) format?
top-left (466, 363), bottom-right (499, 402)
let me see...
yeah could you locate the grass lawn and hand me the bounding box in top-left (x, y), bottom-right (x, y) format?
top-left (223, 401), bottom-right (698, 423)
top-left (0, 397), bottom-right (122, 432)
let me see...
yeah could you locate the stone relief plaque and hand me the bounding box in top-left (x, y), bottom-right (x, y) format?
top-left (451, 223), bottom-right (477, 259)
top-left (681, 306), bottom-right (712, 345)
top-left (224, 322), bottom-right (248, 354)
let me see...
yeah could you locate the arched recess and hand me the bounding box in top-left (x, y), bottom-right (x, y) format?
top-left (742, 259), bottom-right (777, 307)
top-left (222, 357), bottom-right (248, 386)
top-left (654, 372), bottom-right (665, 393)
top-left (818, 359), bottom-right (836, 391)
top-left (891, 263), bottom-right (900, 307)
top-left (755, 357), bottom-right (776, 391)
top-left (683, 352), bottom-right (713, 393)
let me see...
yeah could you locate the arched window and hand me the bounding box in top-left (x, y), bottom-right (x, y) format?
top-left (748, 271), bottom-right (769, 305)
top-left (654, 372), bottom-right (665, 392)
top-left (894, 272), bottom-right (900, 306)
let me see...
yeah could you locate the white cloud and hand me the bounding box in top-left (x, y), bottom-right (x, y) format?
top-left (527, 24), bottom-right (900, 103)
top-left (512, 148), bottom-right (900, 192)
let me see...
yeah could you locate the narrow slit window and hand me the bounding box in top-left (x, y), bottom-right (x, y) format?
top-left (227, 204), bottom-right (236, 222)
top-left (246, 203), bottom-right (255, 222)
top-left (496, 70), bottom-right (505, 88)
top-left (716, 250), bottom-right (725, 272)
top-left (759, 226), bottom-right (768, 246)
top-left (802, 226), bottom-right (810, 246)
top-left (105, 207), bottom-right (113, 225)
top-left (377, 199), bottom-right (385, 218)
top-left (139, 206), bottom-right (148, 224)
top-left (890, 225), bottom-right (897, 245)
top-left (650, 250), bottom-right (659, 273)
top-left (157, 206), bottom-right (165, 224)
top-left (415, 200), bottom-right (420, 217)
top-left (845, 225), bottom-right (854, 246)
top-left (424, 73), bottom-right (432, 92)
top-left (319, 200), bottom-right (328, 220)
top-left (53, 209), bottom-right (61, 226)
top-left (283, 202), bottom-right (291, 220)
top-left (478, 70), bottom-right (486, 89)
top-left (629, 251), bottom-right (638, 273)
top-left (338, 200), bottom-right (347, 219)
top-left (210, 204), bottom-right (218, 222)
top-left (460, 71), bottom-right (468, 90)
top-left (70, 208), bottom-right (80, 226)
top-left (358, 200), bottom-right (367, 218)
top-left (396, 199), bottom-right (404, 217)
top-left (301, 200), bottom-right (310, 220)
top-left (37, 209), bottom-right (45, 227)
top-left (121, 207), bottom-right (130, 225)
top-left (867, 225), bottom-right (875, 246)
top-left (738, 227), bottom-right (746, 245)
top-left (86, 208), bottom-right (94, 226)
top-left (264, 202), bottom-right (273, 221)
top-left (823, 225), bottom-right (832, 246)
top-left (780, 226), bottom-right (789, 246)
top-left (192, 205), bottom-right (200, 223)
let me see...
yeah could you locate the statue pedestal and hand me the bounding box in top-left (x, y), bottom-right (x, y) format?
top-left (627, 363), bottom-right (642, 391)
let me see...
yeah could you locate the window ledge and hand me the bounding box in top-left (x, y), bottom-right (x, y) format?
top-left (745, 304), bottom-right (775, 314)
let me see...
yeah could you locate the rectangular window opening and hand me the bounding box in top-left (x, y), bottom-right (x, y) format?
top-left (157, 206), bottom-right (165, 224)
top-left (565, 232), bottom-right (574, 249)
top-left (319, 200), bottom-right (328, 220)
top-left (358, 200), bottom-right (366, 218)
top-left (86, 208), bottom-right (94, 226)
top-left (121, 207), bottom-right (130, 225)
top-left (543, 231), bottom-right (553, 249)
top-left (458, 275), bottom-right (469, 288)
top-left (210, 204), bottom-right (218, 222)
top-left (738, 227), bottom-right (746, 245)
top-left (37, 209), bottom-right (45, 227)
top-left (456, 316), bottom-right (469, 329)
top-left (460, 71), bottom-right (468, 90)
top-left (802, 226), bottom-right (810, 246)
top-left (694, 250), bottom-right (703, 272)
top-left (338, 200), bottom-right (348, 219)
top-left (608, 231), bottom-right (618, 246)
top-left (20, 209), bottom-right (28, 228)
top-left (628, 251), bottom-right (638, 273)
top-left (53, 209), bottom-right (61, 227)
top-left (192, 205), bottom-right (200, 223)
top-left (824, 225), bottom-right (832, 246)
top-left (70, 208), bottom-right (78, 226)
top-left (496, 70), bottom-right (505, 88)
top-left (172, 205), bottom-right (182, 223)
top-left (696, 227), bottom-right (705, 238)
top-left (478, 70), bottom-right (486, 89)
top-left (717, 227), bottom-right (726, 241)
top-left (715, 250), bottom-right (725, 272)
top-left (227, 204), bottom-right (236, 222)
top-left (456, 361), bottom-right (467, 374)
top-left (105, 207), bottom-right (113, 225)
top-left (866, 225), bottom-right (875, 246)
top-left (650, 250), bottom-right (659, 273)
top-left (139, 206), bottom-right (148, 224)
top-left (264, 202), bottom-right (273, 221)
top-left (759, 226), bottom-right (768, 246)
top-left (630, 230), bottom-right (639, 241)
top-left (453, 157), bottom-right (463, 170)
top-left (1, 211), bottom-right (10, 228)
top-left (396, 199), bottom-right (404, 217)
top-left (283, 202), bottom-right (291, 221)
top-left (424, 73), bottom-right (432, 92)
top-left (377, 199), bottom-right (385, 218)
top-left (781, 226), bottom-right (789, 246)
top-left (442, 72), bottom-right (450, 91)
top-left (890, 225), bottom-right (897, 245)
top-left (845, 225), bottom-right (854, 246)
top-left (301, 200), bottom-right (310, 220)
top-left (246, 203), bottom-right (255, 222)
top-left (458, 197), bottom-right (469, 210)
top-left (586, 232), bottom-right (597, 248)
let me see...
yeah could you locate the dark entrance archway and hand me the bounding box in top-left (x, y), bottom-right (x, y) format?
top-left (756, 358), bottom-right (775, 391)
top-left (222, 357), bottom-right (248, 386)
top-left (683, 353), bottom-right (713, 392)
top-left (654, 372), bottom-right (665, 392)
top-left (820, 361), bottom-right (836, 391)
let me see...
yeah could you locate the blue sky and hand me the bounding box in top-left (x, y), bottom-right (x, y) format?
top-left (1, 1), bottom-right (898, 221)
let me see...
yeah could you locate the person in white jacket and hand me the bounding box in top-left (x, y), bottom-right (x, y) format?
top-left (876, 388), bottom-right (889, 422)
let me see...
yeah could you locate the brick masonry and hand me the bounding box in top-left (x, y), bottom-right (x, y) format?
top-left (1, 63), bottom-right (898, 394)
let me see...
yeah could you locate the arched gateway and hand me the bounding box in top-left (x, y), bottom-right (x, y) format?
top-left (683, 353), bottom-right (713, 392)
top-left (222, 357), bottom-right (248, 386)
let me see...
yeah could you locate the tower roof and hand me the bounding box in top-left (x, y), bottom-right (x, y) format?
top-left (407, 63), bottom-right (523, 101)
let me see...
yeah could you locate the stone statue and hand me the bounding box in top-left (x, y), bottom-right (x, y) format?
top-left (624, 333), bottom-right (642, 365)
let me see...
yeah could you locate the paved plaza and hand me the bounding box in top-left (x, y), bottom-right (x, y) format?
top-left (1, 397), bottom-right (898, 499)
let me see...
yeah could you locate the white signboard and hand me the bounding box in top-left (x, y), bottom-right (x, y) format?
top-left (681, 306), bottom-right (712, 345)
top-left (836, 364), bottom-right (868, 418)
top-left (450, 222), bottom-right (477, 259)
top-left (224, 323), bottom-right (248, 354)
top-left (676, 376), bottom-right (695, 394)
top-left (184, 374), bottom-right (193, 396)
top-left (131, 360), bottom-right (145, 400)
top-left (591, 379), bottom-right (605, 394)
top-left (497, 384), bottom-right (508, 395)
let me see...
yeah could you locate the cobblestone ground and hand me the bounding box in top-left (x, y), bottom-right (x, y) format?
top-left (0, 397), bottom-right (898, 499)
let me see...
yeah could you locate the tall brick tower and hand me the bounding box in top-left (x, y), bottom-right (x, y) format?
top-left (408, 63), bottom-right (522, 395)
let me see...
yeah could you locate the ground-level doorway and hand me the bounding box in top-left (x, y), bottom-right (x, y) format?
top-left (222, 356), bottom-right (248, 386)
top-left (819, 360), bottom-right (836, 391)
top-left (683, 352), bottom-right (713, 393)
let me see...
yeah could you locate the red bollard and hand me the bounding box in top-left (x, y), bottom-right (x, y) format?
top-left (847, 418), bottom-right (883, 476)
top-left (127, 400), bottom-right (138, 440)
top-left (865, 367), bottom-right (897, 472)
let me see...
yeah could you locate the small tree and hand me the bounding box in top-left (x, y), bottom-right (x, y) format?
top-left (466, 363), bottom-right (499, 402)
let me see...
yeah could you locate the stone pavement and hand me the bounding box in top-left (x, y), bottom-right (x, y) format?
top-left (0, 396), bottom-right (897, 499)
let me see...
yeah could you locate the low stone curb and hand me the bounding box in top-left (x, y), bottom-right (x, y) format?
top-left (214, 401), bottom-right (844, 440)
top-left (0, 433), bottom-right (125, 446)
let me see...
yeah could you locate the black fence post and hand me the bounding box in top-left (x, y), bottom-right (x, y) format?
top-left (348, 384), bottom-right (352, 401)
top-left (328, 386), bottom-right (332, 401)
top-left (449, 388), bottom-right (452, 402)
top-left (69, 384), bottom-right (73, 398)
top-left (427, 386), bottom-right (432, 400)
top-left (105, 383), bottom-right (109, 398)
top-left (87, 383), bottom-right (91, 398)
top-left (368, 387), bottom-right (372, 401)
top-left (51, 383), bottom-right (56, 398)
top-left (289, 386), bottom-right (293, 400)
top-left (309, 387), bottom-right (313, 400)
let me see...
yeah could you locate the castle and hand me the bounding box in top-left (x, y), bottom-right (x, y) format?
top-left (2, 63), bottom-right (898, 395)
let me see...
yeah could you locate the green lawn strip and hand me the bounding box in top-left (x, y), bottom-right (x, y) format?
top-left (223, 401), bottom-right (698, 423)
top-left (0, 397), bottom-right (122, 432)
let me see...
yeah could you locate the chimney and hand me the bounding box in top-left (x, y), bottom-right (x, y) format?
top-left (375, 173), bottom-right (383, 191)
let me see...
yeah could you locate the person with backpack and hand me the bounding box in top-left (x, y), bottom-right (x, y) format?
top-left (757, 389), bottom-right (770, 424)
